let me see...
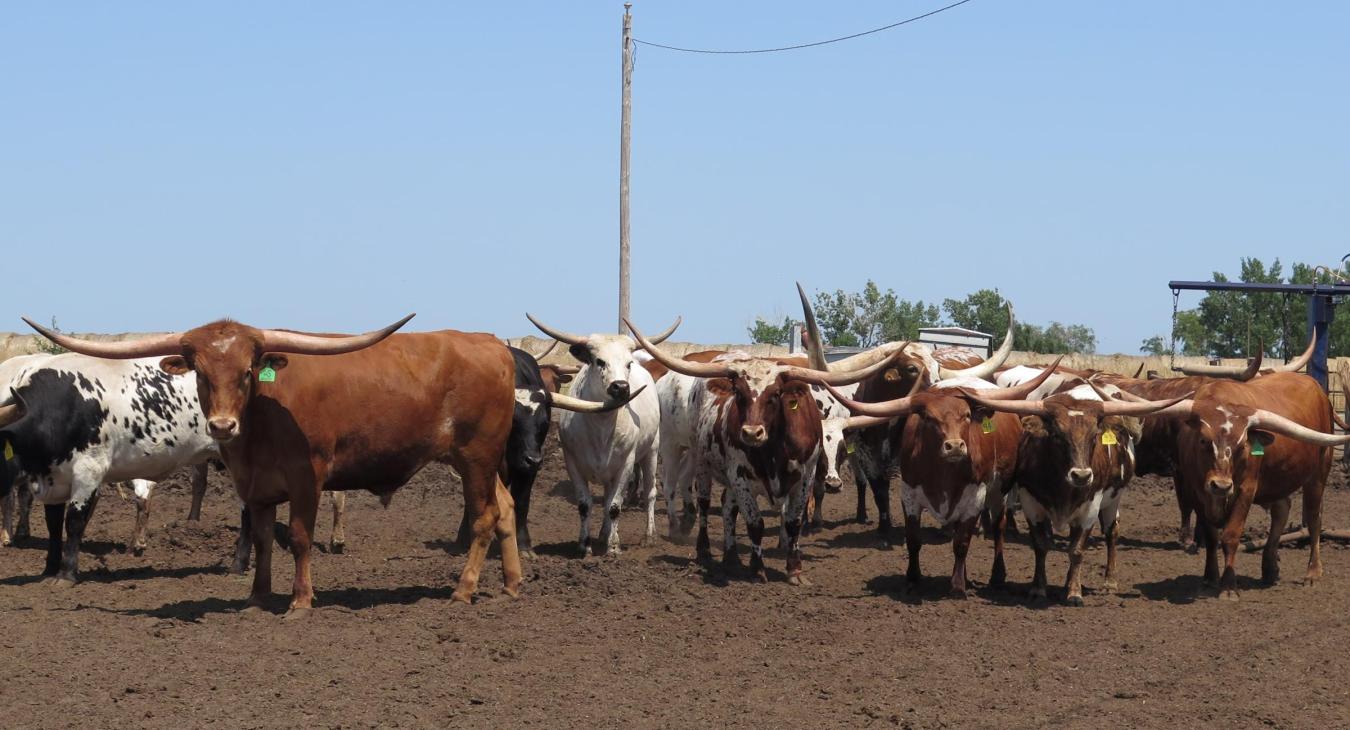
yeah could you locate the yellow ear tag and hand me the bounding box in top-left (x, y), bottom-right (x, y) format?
top-left (1101, 430), bottom-right (1118, 446)
top-left (789, 400), bottom-right (798, 410)
top-left (258, 366), bottom-right (277, 383)
top-left (3, 441), bottom-right (12, 461)
top-left (1251, 441), bottom-right (1264, 456)
top-left (846, 442), bottom-right (856, 454)
top-left (981, 417), bottom-right (994, 434)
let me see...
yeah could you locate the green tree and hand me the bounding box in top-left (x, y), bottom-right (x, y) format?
top-left (943, 289), bottom-right (1096, 354)
top-left (747, 316), bottom-right (795, 346)
top-left (811, 281), bottom-right (940, 347)
top-left (1139, 335), bottom-right (1169, 356)
top-left (942, 288), bottom-right (1009, 336)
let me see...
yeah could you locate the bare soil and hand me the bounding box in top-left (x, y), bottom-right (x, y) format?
top-left (3, 432), bottom-right (1349, 729)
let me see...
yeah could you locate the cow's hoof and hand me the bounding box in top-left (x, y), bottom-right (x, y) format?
top-left (1028, 587), bottom-right (1048, 603)
top-left (518, 549), bottom-right (537, 561)
top-left (132, 545), bottom-right (146, 557)
top-left (640, 534), bottom-right (656, 548)
top-left (43, 576), bottom-right (76, 589)
top-left (1301, 575), bottom-right (1322, 587)
top-left (990, 565), bottom-right (1007, 587)
top-left (854, 514), bottom-right (868, 525)
top-left (949, 588), bottom-right (969, 600)
top-left (231, 562), bottom-right (250, 576)
top-left (450, 590), bottom-right (474, 605)
top-left (1218, 589), bottom-right (1240, 602)
top-left (240, 605), bottom-right (268, 615)
top-left (751, 571), bottom-right (768, 584)
top-left (283, 606), bottom-right (312, 621)
top-left (1065, 595), bottom-right (1084, 608)
top-left (579, 545), bottom-right (593, 559)
top-left (502, 584), bottom-right (521, 599)
top-left (900, 580), bottom-right (921, 596)
top-left (604, 545), bottom-right (623, 558)
top-left (1101, 579), bottom-right (1119, 592)
top-left (1260, 570), bottom-right (1279, 586)
top-left (787, 574), bottom-right (811, 587)
top-left (330, 542), bottom-right (345, 555)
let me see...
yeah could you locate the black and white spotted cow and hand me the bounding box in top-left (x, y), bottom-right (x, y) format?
top-left (0, 354), bottom-right (222, 583)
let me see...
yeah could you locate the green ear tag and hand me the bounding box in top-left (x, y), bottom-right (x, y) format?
top-left (1101, 430), bottom-right (1118, 446)
top-left (789, 400), bottom-right (799, 410)
top-left (258, 366), bottom-right (277, 383)
top-left (981, 417), bottom-right (995, 434)
top-left (3, 441), bottom-right (12, 461)
top-left (846, 442), bottom-right (856, 454)
top-left (1251, 441), bottom-right (1264, 456)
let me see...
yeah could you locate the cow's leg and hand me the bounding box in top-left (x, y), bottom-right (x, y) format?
top-left (854, 467), bottom-right (869, 524)
top-left (640, 448), bottom-right (659, 547)
top-left (783, 467), bottom-right (813, 586)
top-left (721, 489), bottom-right (740, 569)
top-left (1, 490), bottom-right (13, 547)
top-left (1064, 522), bottom-right (1094, 607)
top-left (329, 491), bottom-right (347, 555)
top-left (1302, 475), bottom-right (1326, 586)
top-left (15, 485), bottom-right (33, 540)
top-left (986, 488), bottom-right (1008, 587)
top-left (1216, 485), bottom-right (1257, 601)
top-left (902, 511), bottom-right (923, 593)
top-left (1174, 476), bottom-right (1194, 550)
top-left (286, 489), bottom-right (320, 614)
top-left (950, 518), bottom-right (976, 598)
top-left (695, 471), bottom-right (713, 563)
top-left (1027, 518), bottom-right (1052, 602)
top-left (565, 456), bottom-right (593, 558)
top-left (453, 466), bottom-right (521, 603)
top-left (1200, 522), bottom-right (1220, 586)
top-left (510, 463), bottom-right (540, 559)
top-left (130, 480), bottom-right (152, 556)
top-left (676, 456), bottom-right (698, 537)
top-left (741, 488), bottom-right (767, 583)
top-left (869, 474), bottom-right (892, 541)
top-left (1261, 496), bottom-right (1291, 585)
top-left (232, 503), bottom-right (252, 574)
top-left (42, 503), bottom-right (65, 577)
top-left (1099, 507), bottom-right (1121, 593)
top-left (187, 463), bottom-right (208, 521)
top-left (599, 460), bottom-right (634, 556)
top-left (245, 503), bottom-right (277, 610)
top-left (52, 491), bottom-right (99, 586)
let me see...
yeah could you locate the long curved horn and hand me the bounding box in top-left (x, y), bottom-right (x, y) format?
top-left (938, 302), bottom-right (1015, 380)
top-left (1131, 362), bottom-right (1145, 379)
top-left (646, 317), bottom-right (683, 345)
top-left (550, 364), bottom-right (582, 375)
top-left (530, 340), bottom-right (559, 361)
top-left (549, 384), bottom-right (648, 414)
top-left (1173, 347), bottom-right (1262, 380)
top-left (0, 388), bottom-right (29, 429)
top-left (823, 383), bottom-right (918, 419)
top-left (797, 282), bottom-right (830, 371)
top-left (1273, 331), bottom-right (1316, 373)
top-left (1100, 392), bottom-right (1194, 417)
top-left (625, 318), bottom-right (735, 379)
top-left (1087, 380), bottom-right (1150, 404)
top-left (844, 415), bottom-right (893, 431)
top-left (960, 391), bottom-right (1051, 418)
top-left (825, 340), bottom-right (911, 372)
top-left (953, 356), bottom-right (1063, 401)
top-left (1249, 408), bottom-right (1350, 447)
top-left (526, 314), bottom-right (587, 346)
top-left (261, 314), bottom-right (414, 355)
top-left (781, 347), bottom-right (906, 387)
top-left (22, 317), bottom-right (183, 359)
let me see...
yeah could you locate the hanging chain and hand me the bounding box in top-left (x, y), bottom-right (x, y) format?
top-left (1168, 288), bottom-right (1180, 371)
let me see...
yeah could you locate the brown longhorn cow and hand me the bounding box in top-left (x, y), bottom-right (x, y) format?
top-left (827, 363), bottom-right (1060, 598)
top-left (25, 315), bottom-right (525, 612)
top-left (965, 378), bottom-right (1189, 605)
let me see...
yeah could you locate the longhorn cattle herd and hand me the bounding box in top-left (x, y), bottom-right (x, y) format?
top-left (0, 284), bottom-right (1342, 615)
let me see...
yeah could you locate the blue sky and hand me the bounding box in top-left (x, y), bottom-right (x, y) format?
top-left (2, 1), bottom-right (1346, 354)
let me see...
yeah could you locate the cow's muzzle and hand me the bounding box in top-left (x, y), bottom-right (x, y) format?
top-left (1068, 467), bottom-right (1094, 487)
top-left (1207, 476), bottom-right (1233, 497)
top-left (824, 474), bottom-right (843, 492)
top-left (740, 424), bottom-right (768, 446)
top-left (941, 439), bottom-right (967, 462)
top-left (607, 380), bottom-right (630, 399)
top-left (208, 417), bottom-right (240, 442)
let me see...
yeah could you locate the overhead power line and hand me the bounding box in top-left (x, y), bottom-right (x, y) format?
top-left (632, 0), bottom-right (975, 55)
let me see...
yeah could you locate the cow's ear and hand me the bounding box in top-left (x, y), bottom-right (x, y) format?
top-left (707, 378), bottom-right (734, 397)
top-left (262, 354), bottom-right (289, 371)
top-left (569, 344), bottom-right (592, 365)
top-left (1249, 429), bottom-right (1276, 448)
top-left (969, 404), bottom-right (995, 423)
top-left (1020, 415), bottom-right (1047, 437)
top-left (160, 356), bottom-right (191, 376)
top-left (556, 373), bottom-right (574, 385)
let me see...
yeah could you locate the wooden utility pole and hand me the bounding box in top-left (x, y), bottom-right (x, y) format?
top-left (618, 3), bottom-right (633, 333)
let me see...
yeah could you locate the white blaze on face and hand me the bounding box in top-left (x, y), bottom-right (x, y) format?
top-left (514, 388), bottom-right (542, 414)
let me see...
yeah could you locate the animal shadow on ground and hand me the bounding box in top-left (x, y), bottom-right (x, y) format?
top-left (0, 563), bottom-right (226, 587)
top-left (1134, 572), bottom-right (1271, 605)
top-left (125, 583), bottom-right (464, 621)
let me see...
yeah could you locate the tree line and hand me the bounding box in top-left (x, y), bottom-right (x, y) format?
top-left (1140, 257), bottom-right (1350, 359)
top-left (748, 282), bottom-right (1097, 354)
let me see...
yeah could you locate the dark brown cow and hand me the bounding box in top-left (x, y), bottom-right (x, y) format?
top-left (966, 379), bottom-right (1188, 605)
top-left (27, 315), bottom-right (524, 612)
top-left (630, 321), bottom-right (898, 584)
top-left (1163, 372), bottom-right (1350, 599)
top-left (827, 364), bottom-right (1059, 597)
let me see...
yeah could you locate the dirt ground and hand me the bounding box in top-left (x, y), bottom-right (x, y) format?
top-left (2, 432), bottom-right (1349, 729)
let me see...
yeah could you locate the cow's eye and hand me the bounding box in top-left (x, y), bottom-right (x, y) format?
top-left (595, 359), bottom-right (606, 369)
